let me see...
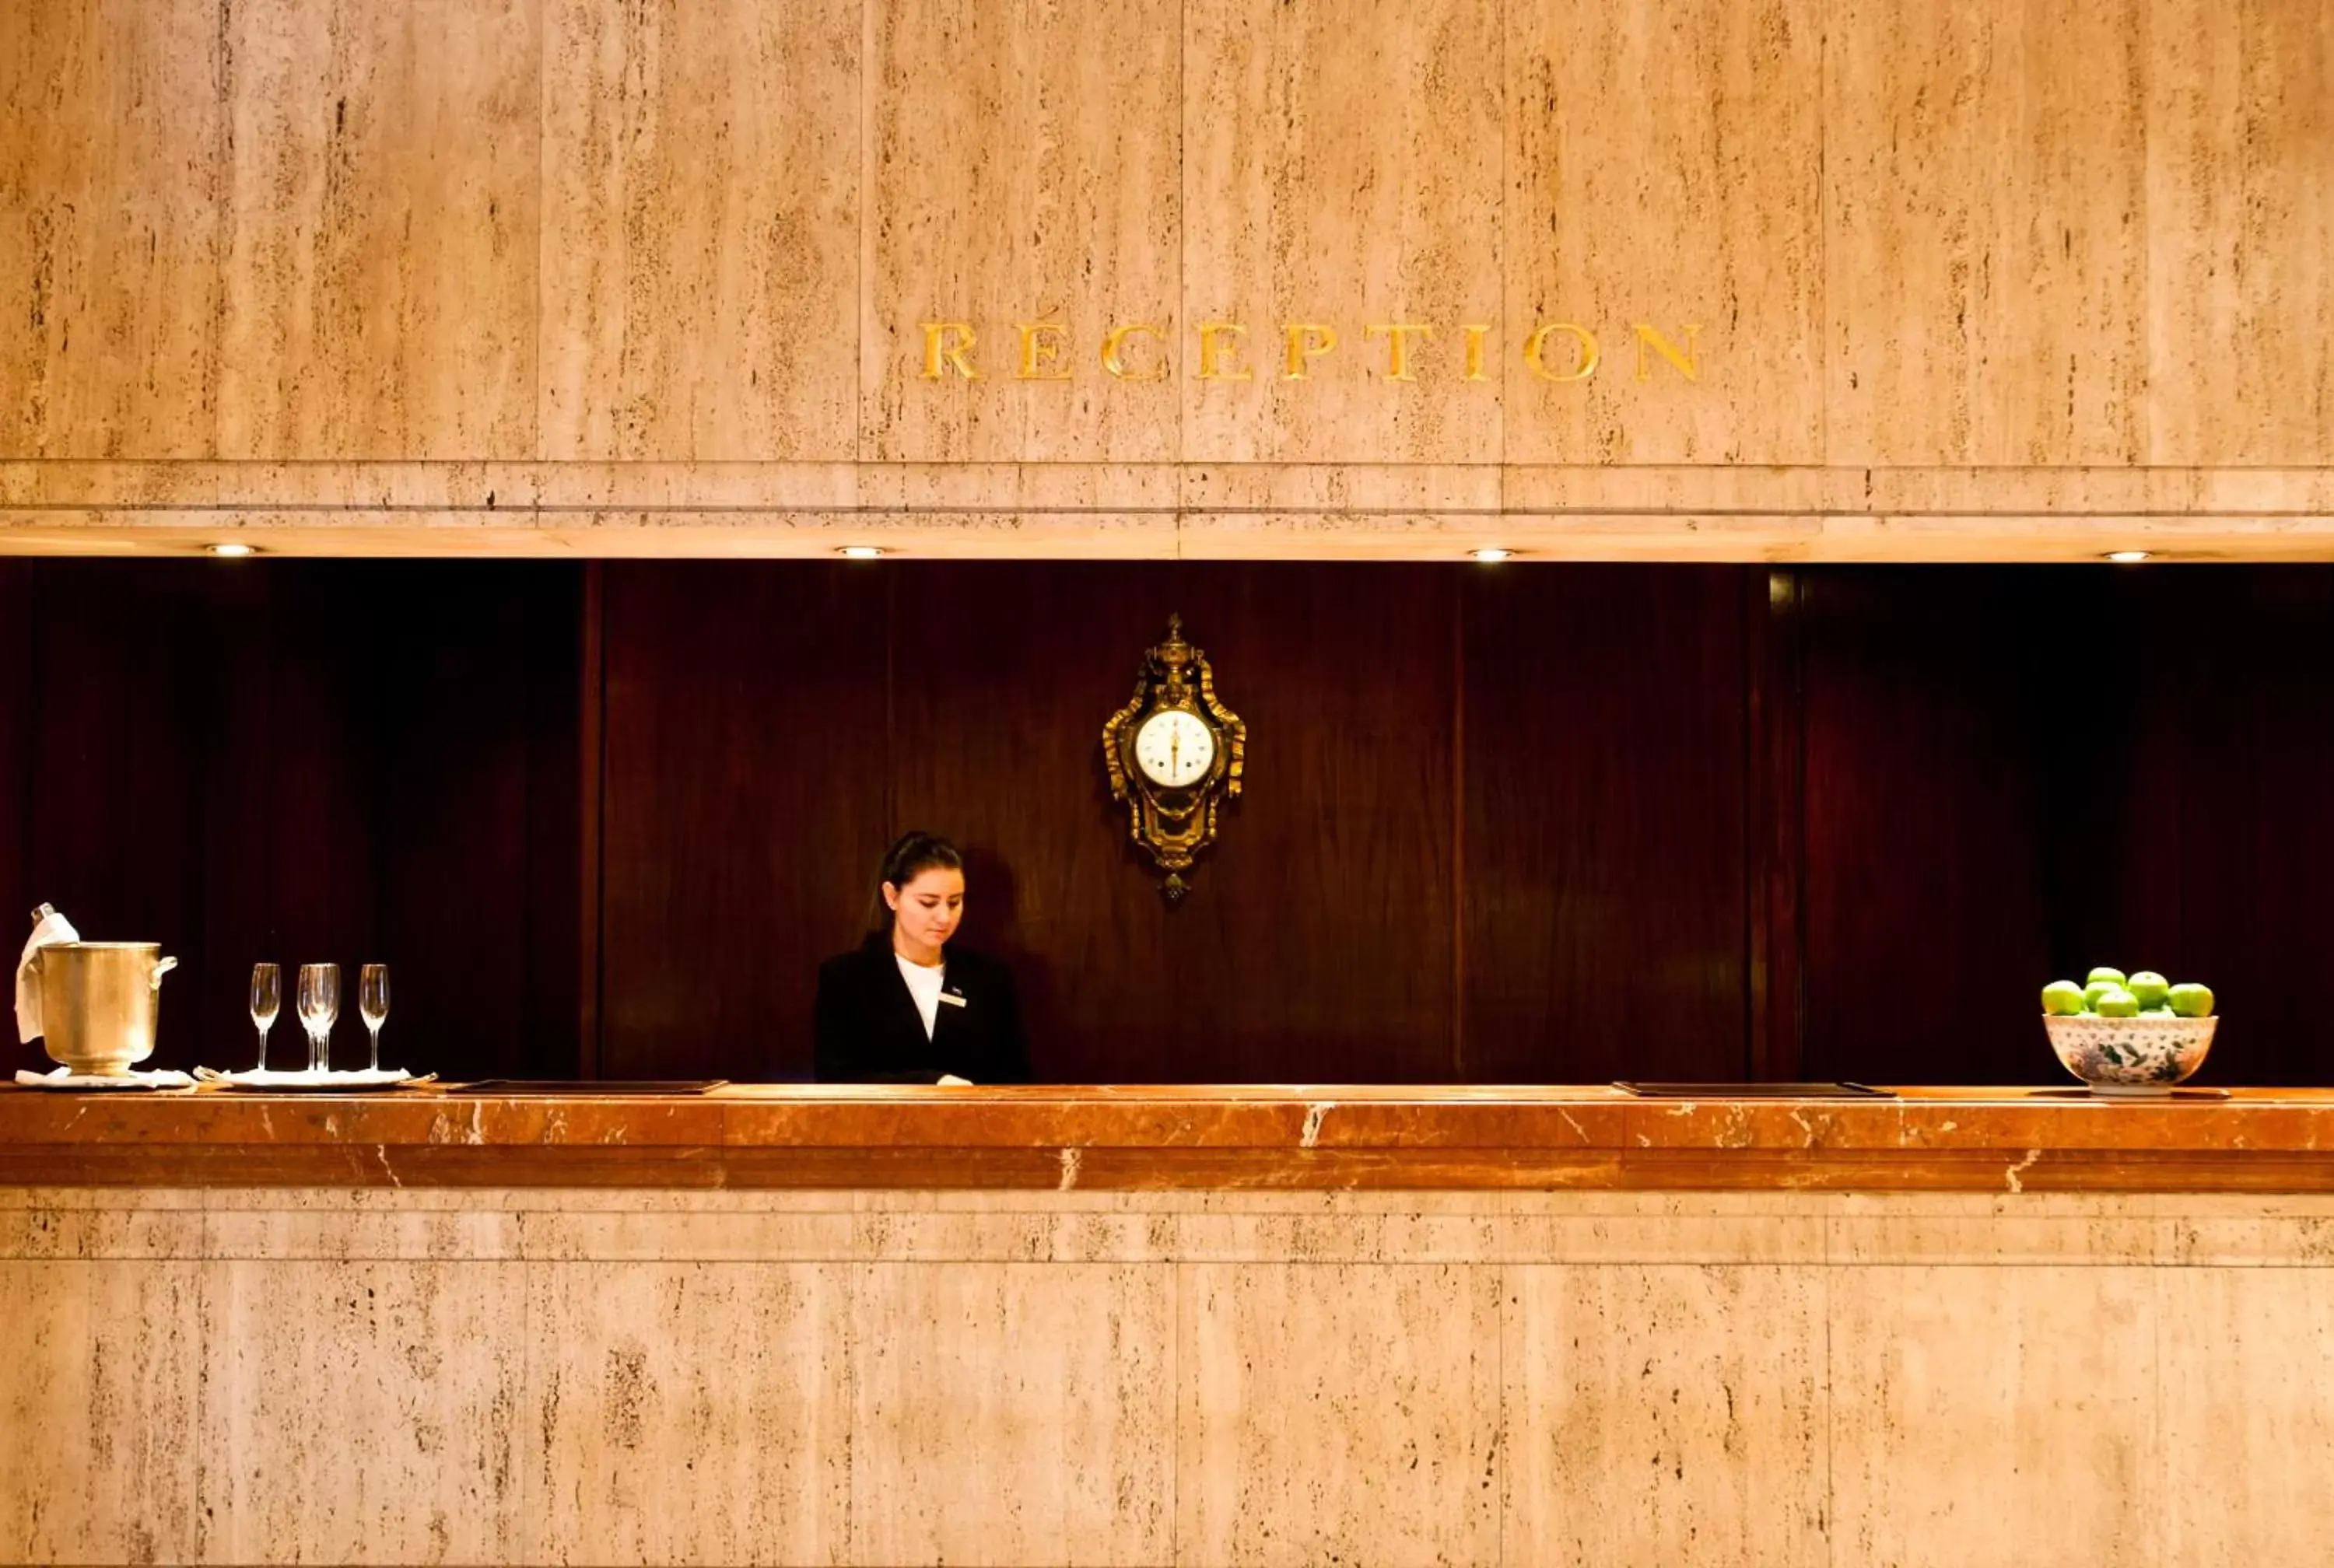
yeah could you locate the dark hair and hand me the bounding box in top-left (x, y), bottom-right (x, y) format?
top-left (862, 831), bottom-right (965, 938)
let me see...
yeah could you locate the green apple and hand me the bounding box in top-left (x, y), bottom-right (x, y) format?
top-left (2093, 986), bottom-right (2141, 1018)
top-left (2168, 982), bottom-right (2215, 1018)
top-left (2041, 980), bottom-right (2087, 1016)
top-left (2142, 1006), bottom-right (2175, 1017)
top-left (2083, 979), bottom-right (2122, 1012)
top-left (2086, 966), bottom-right (2128, 988)
top-left (2128, 971), bottom-right (2171, 1010)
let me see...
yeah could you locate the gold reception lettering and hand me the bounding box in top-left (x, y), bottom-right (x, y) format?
top-left (920, 321), bottom-right (980, 380)
top-left (1524, 322), bottom-right (1599, 383)
top-left (1460, 324), bottom-right (1493, 383)
top-left (1633, 323), bottom-right (1701, 382)
top-left (1102, 322), bottom-right (1169, 381)
top-left (1197, 323), bottom-right (1253, 382)
top-left (1282, 323), bottom-right (1338, 380)
top-left (1016, 321), bottom-right (1074, 381)
top-left (910, 317), bottom-right (1710, 389)
top-left (1365, 323), bottom-right (1433, 381)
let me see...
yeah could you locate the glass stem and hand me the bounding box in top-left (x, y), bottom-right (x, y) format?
top-left (254, 1023), bottom-right (268, 1075)
top-left (309, 1028), bottom-right (326, 1075)
top-left (367, 1024), bottom-right (380, 1073)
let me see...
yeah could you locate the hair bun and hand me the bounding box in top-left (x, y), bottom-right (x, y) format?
top-left (881, 831), bottom-right (962, 886)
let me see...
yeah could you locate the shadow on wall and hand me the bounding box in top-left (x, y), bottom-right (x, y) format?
top-left (954, 842), bottom-right (1060, 1083)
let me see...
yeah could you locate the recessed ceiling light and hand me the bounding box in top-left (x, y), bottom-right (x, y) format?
top-left (1470, 547), bottom-right (1513, 564)
top-left (207, 542), bottom-right (255, 558)
top-left (837, 545), bottom-right (885, 560)
top-left (2104, 550), bottom-right (2152, 564)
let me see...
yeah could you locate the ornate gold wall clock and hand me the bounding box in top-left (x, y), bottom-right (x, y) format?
top-left (1102, 615), bottom-right (1246, 901)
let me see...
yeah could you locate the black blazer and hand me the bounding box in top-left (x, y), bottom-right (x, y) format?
top-left (812, 940), bottom-right (1032, 1084)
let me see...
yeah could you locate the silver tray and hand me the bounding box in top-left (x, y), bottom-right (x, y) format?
top-left (198, 1069), bottom-right (434, 1094)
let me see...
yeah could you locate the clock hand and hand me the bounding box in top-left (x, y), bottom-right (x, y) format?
top-left (1172, 728), bottom-right (1180, 775)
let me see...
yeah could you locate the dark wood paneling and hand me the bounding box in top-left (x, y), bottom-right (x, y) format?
top-left (2026, 568), bottom-right (2185, 1037)
top-left (1746, 568), bottom-right (1807, 1080)
top-left (1796, 565), bottom-right (2334, 1088)
top-left (16, 557), bottom-right (2334, 1090)
top-left (1795, 568), bottom-right (2186, 1086)
top-left (1460, 565), bottom-right (1752, 1083)
top-left (20, 565), bottom-right (221, 1073)
top-left (188, 559), bottom-right (286, 1073)
top-left (1797, 569), bottom-right (2063, 1084)
top-left (1155, 565), bottom-right (1457, 1082)
top-left (883, 562), bottom-right (1456, 1083)
top-left (2154, 568), bottom-right (2334, 1085)
top-left (598, 563), bottom-right (891, 1081)
top-left (250, 565), bottom-right (385, 1066)
top-left (2, 562), bottom-right (583, 1078)
top-left (0, 562), bottom-right (36, 1075)
top-left (884, 563), bottom-right (1180, 1081)
top-left (578, 562), bottom-right (606, 1076)
top-left (373, 566), bottom-right (585, 1081)
top-left (622, 562), bottom-right (1460, 1083)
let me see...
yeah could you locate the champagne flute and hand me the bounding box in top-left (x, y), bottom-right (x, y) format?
top-left (296, 963), bottom-right (339, 1075)
top-left (359, 964), bottom-right (390, 1073)
top-left (248, 963), bottom-right (281, 1073)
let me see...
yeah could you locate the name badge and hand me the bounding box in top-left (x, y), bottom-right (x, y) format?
top-left (938, 991), bottom-right (967, 1008)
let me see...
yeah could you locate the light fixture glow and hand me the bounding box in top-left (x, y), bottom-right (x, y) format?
top-left (207, 542), bottom-right (255, 558)
top-left (2104, 550), bottom-right (2152, 564)
top-left (1470, 547), bottom-right (1513, 563)
top-left (837, 545), bottom-right (885, 560)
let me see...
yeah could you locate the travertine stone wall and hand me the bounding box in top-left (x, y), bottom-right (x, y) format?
top-left (1, 0), bottom-right (2329, 558)
top-left (6, 1185), bottom-right (2332, 1566)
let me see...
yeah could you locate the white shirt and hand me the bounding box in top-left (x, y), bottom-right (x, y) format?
top-left (895, 954), bottom-right (945, 1040)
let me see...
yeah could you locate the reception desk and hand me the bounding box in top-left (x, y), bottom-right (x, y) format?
top-left (5, 1083), bottom-right (2331, 1566)
top-left (9, 1081), bottom-right (2334, 1191)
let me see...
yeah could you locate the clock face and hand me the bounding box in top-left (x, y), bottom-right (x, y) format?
top-left (1134, 709), bottom-right (1217, 788)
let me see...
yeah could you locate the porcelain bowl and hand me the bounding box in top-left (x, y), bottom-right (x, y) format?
top-left (2043, 1013), bottom-right (2217, 1096)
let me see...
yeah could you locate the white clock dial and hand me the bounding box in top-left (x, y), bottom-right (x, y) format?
top-left (1134, 709), bottom-right (1217, 788)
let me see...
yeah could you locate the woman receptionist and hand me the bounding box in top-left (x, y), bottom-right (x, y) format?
top-left (814, 831), bottom-right (1032, 1083)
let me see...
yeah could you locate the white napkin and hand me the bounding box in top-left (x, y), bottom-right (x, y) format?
top-left (14, 1066), bottom-right (194, 1090)
top-left (193, 1066), bottom-right (418, 1088)
top-left (16, 905), bottom-right (80, 1045)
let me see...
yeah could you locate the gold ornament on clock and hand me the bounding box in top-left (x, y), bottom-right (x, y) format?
top-left (1102, 615), bottom-right (1246, 901)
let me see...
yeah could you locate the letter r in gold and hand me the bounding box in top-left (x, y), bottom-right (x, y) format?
top-left (920, 322), bottom-right (979, 380)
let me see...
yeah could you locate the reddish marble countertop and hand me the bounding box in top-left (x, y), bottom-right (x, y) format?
top-left (5, 1083), bottom-right (2334, 1191)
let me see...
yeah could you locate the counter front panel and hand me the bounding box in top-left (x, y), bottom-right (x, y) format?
top-left (5, 1083), bottom-right (2333, 1192)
